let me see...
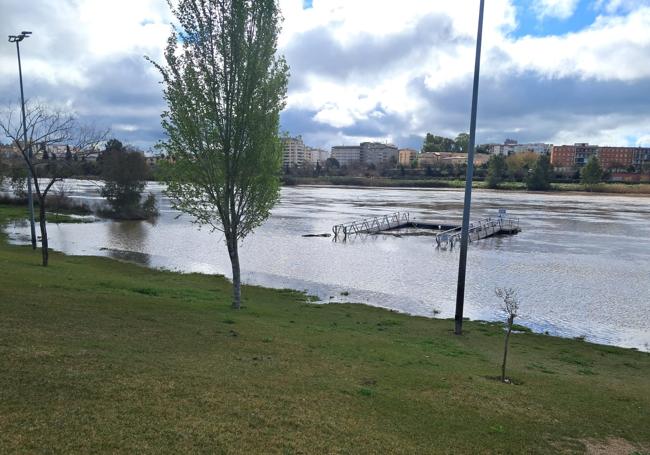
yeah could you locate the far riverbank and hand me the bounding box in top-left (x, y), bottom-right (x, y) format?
top-left (283, 176), bottom-right (650, 195)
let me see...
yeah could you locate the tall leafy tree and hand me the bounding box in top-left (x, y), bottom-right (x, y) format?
top-left (150, 0), bottom-right (289, 309)
top-left (525, 154), bottom-right (552, 191)
top-left (422, 133), bottom-right (456, 153)
top-left (581, 156), bottom-right (603, 188)
top-left (486, 154), bottom-right (507, 189)
top-left (454, 132), bottom-right (470, 153)
top-left (506, 151), bottom-right (538, 181)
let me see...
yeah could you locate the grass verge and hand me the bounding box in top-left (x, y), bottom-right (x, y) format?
top-left (1, 204), bottom-right (649, 453)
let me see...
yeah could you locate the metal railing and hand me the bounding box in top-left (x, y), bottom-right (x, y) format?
top-left (435, 216), bottom-right (519, 248)
top-left (333, 212), bottom-right (410, 239)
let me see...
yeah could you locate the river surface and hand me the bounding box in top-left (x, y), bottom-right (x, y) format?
top-left (3, 181), bottom-right (650, 351)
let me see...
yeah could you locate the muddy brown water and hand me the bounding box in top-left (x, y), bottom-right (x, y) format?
top-left (4, 181), bottom-right (650, 350)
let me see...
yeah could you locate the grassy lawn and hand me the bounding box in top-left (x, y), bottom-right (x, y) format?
top-left (1, 204), bottom-right (649, 454)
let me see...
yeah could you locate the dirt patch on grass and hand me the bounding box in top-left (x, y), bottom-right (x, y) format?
top-left (582, 437), bottom-right (646, 455)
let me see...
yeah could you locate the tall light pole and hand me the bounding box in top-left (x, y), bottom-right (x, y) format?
top-left (8, 31), bottom-right (36, 249)
top-left (455, 0), bottom-right (484, 335)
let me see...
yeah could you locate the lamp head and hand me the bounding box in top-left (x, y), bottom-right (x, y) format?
top-left (8, 31), bottom-right (31, 43)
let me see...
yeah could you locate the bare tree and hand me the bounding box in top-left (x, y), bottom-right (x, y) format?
top-left (0, 102), bottom-right (106, 266)
top-left (495, 287), bottom-right (520, 383)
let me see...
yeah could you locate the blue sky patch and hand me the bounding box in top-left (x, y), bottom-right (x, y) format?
top-left (510, 0), bottom-right (598, 38)
top-left (303, 0), bottom-right (313, 9)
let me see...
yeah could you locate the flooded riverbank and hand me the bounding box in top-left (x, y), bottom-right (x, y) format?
top-left (4, 181), bottom-right (650, 350)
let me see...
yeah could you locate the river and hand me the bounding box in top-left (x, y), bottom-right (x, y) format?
top-left (3, 180), bottom-right (650, 351)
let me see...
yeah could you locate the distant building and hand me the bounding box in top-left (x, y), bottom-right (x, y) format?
top-left (360, 142), bottom-right (399, 165)
top-left (574, 143), bottom-right (599, 166)
top-left (418, 152), bottom-right (442, 167)
top-left (418, 151), bottom-right (489, 167)
top-left (550, 143), bottom-right (650, 170)
top-left (598, 147), bottom-right (635, 169)
top-left (281, 136), bottom-right (306, 167)
top-left (490, 140), bottom-right (552, 156)
top-left (399, 148), bottom-right (418, 166)
top-left (305, 147), bottom-right (329, 165)
top-left (331, 145), bottom-right (361, 165)
top-left (330, 142), bottom-right (399, 166)
top-left (550, 145), bottom-right (576, 168)
top-left (635, 148), bottom-right (650, 167)
top-left (0, 144), bottom-right (21, 160)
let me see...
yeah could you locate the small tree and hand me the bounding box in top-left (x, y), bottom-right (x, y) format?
top-left (150, 0), bottom-right (289, 309)
top-left (0, 102), bottom-right (106, 266)
top-left (581, 156), bottom-right (603, 188)
top-left (100, 140), bottom-right (154, 219)
top-left (486, 154), bottom-right (507, 188)
top-left (495, 287), bottom-right (520, 383)
top-left (525, 154), bottom-right (552, 191)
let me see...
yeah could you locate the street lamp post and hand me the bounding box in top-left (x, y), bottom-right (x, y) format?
top-left (454, 0), bottom-right (485, 335)
top-left (8, 31), bottom-right (36, 249)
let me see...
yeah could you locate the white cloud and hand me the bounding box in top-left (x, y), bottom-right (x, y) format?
top-left (594, 0), bottom-right (650, 14)
top-left (500, 7), bottom-right (650, 81)
top-left (532, 0), bottom-right (580, 20)
top-left (1, 0), bottom-right (650, 149)
top-left (636, 135), bottom-right (650, 147)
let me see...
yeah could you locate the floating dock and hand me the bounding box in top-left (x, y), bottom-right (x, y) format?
top-left (434, 216), bottom-right (520, 248)
top-left (332, 211), bottom-right (521, 244)
top-left (332, 212), bottom-right (411, 239)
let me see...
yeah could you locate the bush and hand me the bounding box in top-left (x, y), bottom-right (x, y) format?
top-left (99, 140), bottom-right (157, 220)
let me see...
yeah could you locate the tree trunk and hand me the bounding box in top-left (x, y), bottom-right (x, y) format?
top-left (501, 316), bottom-right (513, 382)
top-left (38, 199), bottom-right (49, 267)
top-left (227, 235), bottom-right (241, 309)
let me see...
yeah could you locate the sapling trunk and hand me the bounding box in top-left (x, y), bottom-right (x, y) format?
top-left (501, 315), bottom-right (514, 382)
top-left (38, 198), bottom-right (48, 266)
top-left (228, 237), bottom-right (241, 309)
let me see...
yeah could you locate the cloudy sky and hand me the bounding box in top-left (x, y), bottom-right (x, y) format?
top-left (1, 0), bottom-right (650, 151)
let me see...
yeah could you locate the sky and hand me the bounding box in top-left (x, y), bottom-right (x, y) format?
top-left (1, 0), bottom-right (650, 151)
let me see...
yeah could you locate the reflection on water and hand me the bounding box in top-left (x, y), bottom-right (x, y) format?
top-left (108, 220), bottom-right (150, 252)
top-left (3, 181), bottom-right (650, 351)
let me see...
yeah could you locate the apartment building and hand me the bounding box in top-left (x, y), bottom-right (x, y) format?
top-left (398, 148), bottom-right (417, 166)
top-left (598, 147), bottom-right (636, 169)
top-left (551, 143), bottom-right (650, 170)
top-left (281, 136), bottom-right (306, 167)
top-left (550, 145), bottom-right (577, 168)
top-left (574, 143), bottom-right (599, 166)
top-left (418, 152), bottom-right (489, 167)
top-left (305, 147), bottom-right (329, 165)
top-left (331, 145), bottom-right (361, 165)
top-left (360, 142), bottom-right (399, 165)
top-left (490, 140), bottom-right (552, 156)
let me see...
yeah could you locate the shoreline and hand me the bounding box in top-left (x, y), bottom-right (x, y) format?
top-left (283, 176), bottom-right (650, 195)
top-left (1, 203), bottom-right (647, 353)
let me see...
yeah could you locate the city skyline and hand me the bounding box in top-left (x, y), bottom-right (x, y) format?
top-left (1, 1), bottom-right (650, 150)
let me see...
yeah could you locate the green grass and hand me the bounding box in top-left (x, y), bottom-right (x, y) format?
top-left (0, 203), bottom-right (91, 225)
top-left (1, 204), bottom-right (649, 453)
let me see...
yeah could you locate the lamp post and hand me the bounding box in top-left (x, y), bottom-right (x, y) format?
top-left (454, 0), bottom-right (484, 335)
top-left (8, 31), bottom-right (36, 249)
